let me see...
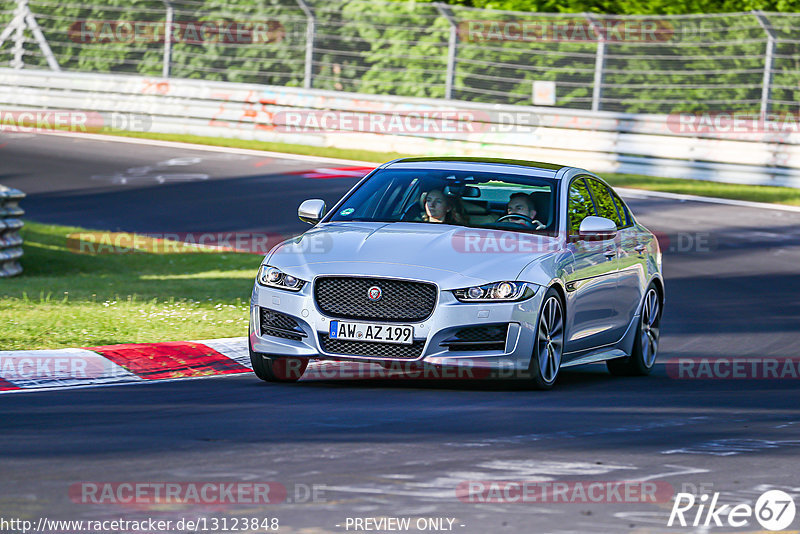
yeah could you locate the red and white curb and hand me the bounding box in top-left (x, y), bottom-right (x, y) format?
top-left (0, 337), bottom-right (498, 393)
top-left (0, 338), bottom-right (402, 393)
top-left (289, 165), bottom-right (374, 180)
top-left (0, 337), bottom-right (253, 394)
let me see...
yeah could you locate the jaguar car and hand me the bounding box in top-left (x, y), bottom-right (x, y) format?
top-left (249, 157), bottom-right (664, 389)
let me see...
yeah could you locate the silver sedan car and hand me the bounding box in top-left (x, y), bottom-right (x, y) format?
top-left (249, 157), bottom-right (664, 389)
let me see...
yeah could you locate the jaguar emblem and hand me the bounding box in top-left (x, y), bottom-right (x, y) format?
top-left (368, 286), bottom-right (382, 302)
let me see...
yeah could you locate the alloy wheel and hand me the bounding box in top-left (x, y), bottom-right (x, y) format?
top-left (536, 296), bottom-right (564, 384)
top-left (640, 288), bottom-right (661, 368)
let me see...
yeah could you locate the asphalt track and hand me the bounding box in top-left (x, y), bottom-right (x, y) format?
top-left (2, 132), bottom-right (800, 533)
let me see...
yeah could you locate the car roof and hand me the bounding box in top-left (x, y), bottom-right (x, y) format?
top-left (384, 157), bottom-right (567, 178)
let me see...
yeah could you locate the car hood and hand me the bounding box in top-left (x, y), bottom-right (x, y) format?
top-left (266, 222), bottom-right (562, 289)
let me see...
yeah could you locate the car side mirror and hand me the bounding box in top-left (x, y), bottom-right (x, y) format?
top-left (298, 199), bottom-right (326, 225)
top-left (579, 216), bottom-right (617, 240)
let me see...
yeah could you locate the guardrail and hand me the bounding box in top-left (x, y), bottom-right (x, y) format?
top-left (0, 184), bottom-right (24, 278)
top-left (1, 68), bottom-right (799, 188)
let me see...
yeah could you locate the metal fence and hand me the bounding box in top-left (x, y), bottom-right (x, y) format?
top-left (0, 0), bottom-right (798, 115)
top-left (0, 184), bottom-right (24, 278)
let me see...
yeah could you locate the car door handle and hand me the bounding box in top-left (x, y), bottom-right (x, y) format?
top-left (634, 244), bottom-right (646, 254)
top-left (604, 249), bottom-right (616, 258)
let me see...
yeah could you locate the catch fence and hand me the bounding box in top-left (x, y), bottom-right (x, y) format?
top-left (1, 0), bottom-right (798, 115)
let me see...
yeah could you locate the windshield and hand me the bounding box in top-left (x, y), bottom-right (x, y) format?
top-left (326, 168), bottom-right (560, 235)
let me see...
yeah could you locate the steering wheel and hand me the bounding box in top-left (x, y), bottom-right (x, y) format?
top-left (496, 214), bottom-right (545, 229)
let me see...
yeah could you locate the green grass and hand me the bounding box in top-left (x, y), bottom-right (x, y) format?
top-left (0, 222), bottom-right (259, 350)
top-left (113, 130), bottom-right (414, 164)
top-left (111, 130), bottom-right (800, 206)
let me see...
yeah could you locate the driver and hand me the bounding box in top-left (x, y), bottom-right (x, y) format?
top-left (502, 193), bottom-right (544, 228)
top-left (421, 188), bottom-right (468, 225)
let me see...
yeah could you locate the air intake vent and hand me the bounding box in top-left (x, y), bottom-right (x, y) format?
top-left (259, 308), bottom-right (306, 341)
top-left (320, 335), bottom-right (425, 359)
top-left (441, 324), bottom-right (509, 352)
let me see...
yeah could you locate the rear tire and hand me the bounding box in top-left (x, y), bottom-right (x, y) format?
top-left (607, 284), bottom-right (662, 377)
top-left (248, 337), bottom-right (308, 383)
top-left (527, 288), bottom-right (565, 390)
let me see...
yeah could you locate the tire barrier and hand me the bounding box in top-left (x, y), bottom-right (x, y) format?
top-left (0, 184), bottom-right (24, 278)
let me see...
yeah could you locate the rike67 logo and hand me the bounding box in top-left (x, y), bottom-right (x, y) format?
top-left (668, 489), bottom-right (796, 531)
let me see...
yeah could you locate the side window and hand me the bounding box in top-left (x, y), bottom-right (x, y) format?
top-left (568, 179), bottom-right (596, 235)
top-left (609, 189), bottom-right (631, 228)
top-left (586, 178), bottom-right (624, 228)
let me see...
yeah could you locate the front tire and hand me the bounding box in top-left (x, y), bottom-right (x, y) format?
top-left (527, 288), bottom-right (565, 390)
top-left (607, 284), bottom-right (662, 376)
top-left (248, 338), bottom-right (308, 383)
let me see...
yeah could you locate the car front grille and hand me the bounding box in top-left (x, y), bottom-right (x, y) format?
top-left (441, 324), bottom-right (509, 352)
top-left (314, 277), bottom-right (437, 323)
top-left (259, 308), bottom-right (306, 341)
top-left (319, 334), bottom-right (425, 360)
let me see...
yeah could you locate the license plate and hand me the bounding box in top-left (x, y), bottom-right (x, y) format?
top-left (329, 321), bottom-right (413, 345)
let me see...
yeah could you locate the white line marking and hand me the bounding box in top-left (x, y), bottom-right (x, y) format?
top-left (628, 464), bottom-right (710, 482)
top-left (662, 438), bottom-right (800, 456)
top-left (616, 187), bottom-right (800, 213)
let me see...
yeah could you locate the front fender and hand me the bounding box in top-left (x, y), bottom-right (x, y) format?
top-left (516, 250), bottom-right (574, 288)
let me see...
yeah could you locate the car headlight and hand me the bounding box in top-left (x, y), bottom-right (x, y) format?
top-left (453, 282), bottom-right (535, 302)
top-left (257, 265), bottom-right (306, 291)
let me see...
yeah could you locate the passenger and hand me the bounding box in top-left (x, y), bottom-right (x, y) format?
top-left (503, 192), bottom-right (543, 228)
top-left (421, 188), bottom-right (468, 225)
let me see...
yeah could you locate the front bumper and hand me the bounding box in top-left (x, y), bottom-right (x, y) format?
top-left (249, 279), bottom-right (545, 372)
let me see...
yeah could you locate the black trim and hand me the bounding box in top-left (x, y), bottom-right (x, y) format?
top-left (582, 176), bottom-right (632, 231)
top-left (576, 174), bottom-right (635, 229)
top-left (387, 157), bottom-right (566, 171)
top-left (567, 177), bottom-right (595, 239)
